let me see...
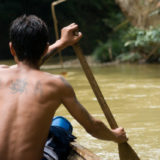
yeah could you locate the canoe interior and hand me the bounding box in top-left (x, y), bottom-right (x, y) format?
top-left (67, 142), bottom-right (100, 160)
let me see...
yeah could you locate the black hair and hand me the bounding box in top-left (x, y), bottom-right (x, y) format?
top-left (9, 15), bottom-right (49, 64)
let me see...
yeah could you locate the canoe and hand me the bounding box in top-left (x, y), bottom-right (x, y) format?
top-left (68, 142), bottom-right (100, 160)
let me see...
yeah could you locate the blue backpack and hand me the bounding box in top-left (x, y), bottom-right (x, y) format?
top-left (43, 116), bottom-right (76, 160)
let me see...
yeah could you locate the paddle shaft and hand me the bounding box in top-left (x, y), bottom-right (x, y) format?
top-left (73, 43), bottom-right (118, 129)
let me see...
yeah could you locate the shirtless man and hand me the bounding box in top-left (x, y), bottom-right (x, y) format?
top-left (0, 15), bottom-right (128, 160)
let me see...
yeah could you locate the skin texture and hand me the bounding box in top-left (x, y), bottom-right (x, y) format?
top-left (0, 23), bottom-right (127, 160)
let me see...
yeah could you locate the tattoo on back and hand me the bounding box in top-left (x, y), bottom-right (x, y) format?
top-left (10, 79), bottom-right (27, 94)
top-left (34, 81), bottom-right (43, 97)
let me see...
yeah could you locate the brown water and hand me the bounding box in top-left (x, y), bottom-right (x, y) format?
top-left (45, 64), bottom-right (160, 160)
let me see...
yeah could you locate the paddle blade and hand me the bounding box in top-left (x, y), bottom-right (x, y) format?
top-left (118, 142), bottom-right (140, 160)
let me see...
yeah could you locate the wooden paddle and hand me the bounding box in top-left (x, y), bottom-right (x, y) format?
top-left (72, 43), bottom-right (140, 160)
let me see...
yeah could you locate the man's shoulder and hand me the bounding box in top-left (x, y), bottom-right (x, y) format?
top-left (37, 73), bottom-right (73, 98)
top-left (43, 73), bottom-right (72, 90)
top-left (0, 65), bottom-right (10, 69)
top-left (41, 71), bottom-right (62, 81)
top-left (40, 72), bottom-right (67, 87)
top-left (0, 64), bottom-right (17, 70)
top-left (0, 65), bottom-right (14, 74)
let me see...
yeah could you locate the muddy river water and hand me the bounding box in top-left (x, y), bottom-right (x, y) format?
top-left (46, 64), bottom-right (160, 160)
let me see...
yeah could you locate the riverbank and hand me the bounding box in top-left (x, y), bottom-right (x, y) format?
top-left (41, 56), bottom-right (120, 70)
top-left (1, 56), bottom-right (159, 70)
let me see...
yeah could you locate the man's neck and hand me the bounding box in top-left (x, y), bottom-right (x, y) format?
top-left (17, 61), bottom-right (40, 70)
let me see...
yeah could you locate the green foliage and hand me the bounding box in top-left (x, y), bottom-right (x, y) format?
top-left (124, 27), bottom-right (160, 62)
top-left (93, 24), bottom-right (160, 63)
top-left (125, 27), bottom-right (160, 48)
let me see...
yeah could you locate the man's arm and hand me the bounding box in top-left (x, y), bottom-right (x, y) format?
top-left (40, 23), bottom-right (82, 66)
top-left (59, 77), bottom-right (128, 143)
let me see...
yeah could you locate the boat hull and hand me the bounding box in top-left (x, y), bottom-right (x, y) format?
top-left (68, 142), bottom-right (100, 160)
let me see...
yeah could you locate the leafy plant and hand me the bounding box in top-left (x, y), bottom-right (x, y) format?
top-left (124, 26), bottom-right (160, 62)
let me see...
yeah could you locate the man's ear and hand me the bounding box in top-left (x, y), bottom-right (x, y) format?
top-left (9, 42), bottom-right (16, 57)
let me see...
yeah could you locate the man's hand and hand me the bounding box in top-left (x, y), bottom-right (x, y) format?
top-left (60, 23), bottom-right (82, 47)
top-left (111, 127), bottom-right (128, 143)
top-left (46, 23), bottom-right (82, 56)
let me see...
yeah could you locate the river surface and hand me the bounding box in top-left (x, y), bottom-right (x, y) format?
top-left (45, 64), bottom-right (160, 160)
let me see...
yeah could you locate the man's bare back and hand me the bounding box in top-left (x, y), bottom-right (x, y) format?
top-left (0, 65), bottom-right (67, 160)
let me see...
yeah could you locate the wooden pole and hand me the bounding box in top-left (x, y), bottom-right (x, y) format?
top-left (40, 0), bottom-right (67, 67)
top-left (51, 0), bottom-right (66, 68)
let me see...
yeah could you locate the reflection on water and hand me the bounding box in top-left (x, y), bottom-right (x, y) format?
top-left (47, 64), bottom-right (160, 160)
